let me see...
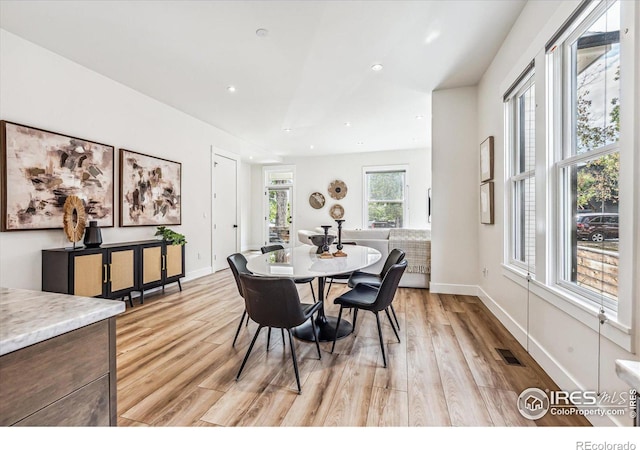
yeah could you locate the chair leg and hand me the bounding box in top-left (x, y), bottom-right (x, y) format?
top-left (310, 318), bottom-right (321, 359)
top-left (281, 329), bottom-right (286, 349)
top-left (375, 312), bottom-right (387, 368)
top-left (236, 325), bottom-right (262, 381)
top-left (233, 310), bottom-right (247, 347)
top-left (287, 329), bottom-right (302, 394)
top-left (267, 327), bottom-right (272, 351)
top-left (385, 308), bottom-right (401, 343)
top-left (325, 278), bottom-right (333, 298)
top-left (309, 281), bottom-right (316, 302)
top-left (352, 308), bottom-right (359, 333)
top-left (330, 305), bottom-right (344, 354)
top-left (390, 304), bottom-right (400, 330)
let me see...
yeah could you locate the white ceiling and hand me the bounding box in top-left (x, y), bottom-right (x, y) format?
top-left (0, 0), bottom-right (526, 160)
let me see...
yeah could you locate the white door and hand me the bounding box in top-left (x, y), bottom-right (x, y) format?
top-left (213, 154), bottom-right (238, 271)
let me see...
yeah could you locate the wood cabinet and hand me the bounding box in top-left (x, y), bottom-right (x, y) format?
top-left (0, 318), bottom-right (117, 426)
top-left (43, 240), bottom-right (184, 305)
top-left (139, 240), bottom-right (185, 303)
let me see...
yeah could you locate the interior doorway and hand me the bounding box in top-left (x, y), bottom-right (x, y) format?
top-left (213, 153), bottom-right (238, 271)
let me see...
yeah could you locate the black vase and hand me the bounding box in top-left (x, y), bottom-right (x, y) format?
top-left (84, 221), bottom-right (103, 248)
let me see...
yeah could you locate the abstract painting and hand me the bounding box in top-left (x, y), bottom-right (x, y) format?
top-left (0, 121), bottom-right (114, 231)
top-left (119, 149), bottom-right (181, 227)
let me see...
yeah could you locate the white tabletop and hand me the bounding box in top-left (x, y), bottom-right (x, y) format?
top-left (246, 244), bottom-right (381, 278)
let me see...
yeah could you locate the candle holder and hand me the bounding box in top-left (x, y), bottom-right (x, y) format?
top-left (319, 225), bottom-right (333, 258)
top-left (333, 219), bottom-right (347, 257)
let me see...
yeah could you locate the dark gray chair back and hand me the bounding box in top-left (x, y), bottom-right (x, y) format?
top-left (380, 248), bottom-right (406, 278)
top-left (371, 260), bottom-right (407, 312)
top-left (260, 244), bottom-right (284, 254)
top-left (239, 273), bottom-right (309, 329)
top-left (227, 253), bottom-right (251, 297)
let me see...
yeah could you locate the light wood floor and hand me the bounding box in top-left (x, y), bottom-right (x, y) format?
top-left (115, 269), bottom-right (590, 427)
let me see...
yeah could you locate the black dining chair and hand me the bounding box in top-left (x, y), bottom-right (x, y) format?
top-left (331, 259), bottom-right (407, 368)
top-left (227, 253), bottom-right (253, 347)
top-left (260, 244), bottom-right (316, 302)
top-left (347, 248), bottom-right (405, 330)
top-left (236, 273), bottom-right (322, 394)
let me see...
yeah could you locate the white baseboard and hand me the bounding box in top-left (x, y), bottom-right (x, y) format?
top-left (129, 266), bottom-right (213, 300)
top-left (429, 282), bottom-right (478, 296)
top-left (476, 286), bottom-right (620, 427)
top-left (185, 266), bottom-right (213, 281)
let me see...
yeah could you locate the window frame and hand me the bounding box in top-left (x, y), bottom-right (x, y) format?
top-left (505, 69), bottom-right (537, 274)
top-left (362, 164), bottom-right (409, 229)
top-left (551, 0), bottom-right (621, 313)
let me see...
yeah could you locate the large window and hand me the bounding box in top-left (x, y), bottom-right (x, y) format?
top-left (552, 0), bottom-right (620, 310)
top-left (506, 68), bottom-right (536, 273)
top-left (363, 166), bottom-right (407, 228)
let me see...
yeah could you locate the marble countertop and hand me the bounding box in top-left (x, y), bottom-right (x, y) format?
top-left (615, 359), bottom-right (640, 389)
top-left (0, 287), bottom-right (125, 356)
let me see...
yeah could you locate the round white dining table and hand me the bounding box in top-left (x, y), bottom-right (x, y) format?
top-left (246, 244), bottom-right (382, 342)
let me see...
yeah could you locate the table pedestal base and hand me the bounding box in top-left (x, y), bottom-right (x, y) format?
top-left (293, 315), bottom-right (352, 342)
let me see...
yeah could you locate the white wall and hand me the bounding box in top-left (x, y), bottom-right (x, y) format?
top-left (430, 86), bottom-right (479, 293)
top-left (0, 30), bottom-right (258, 288)
top-left (247, 148), bottom-right (430, 249)
top-left (432, 1), bottom-right (640, 425)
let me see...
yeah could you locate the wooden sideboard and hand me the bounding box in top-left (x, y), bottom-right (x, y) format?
top-left (42, 240), bottom-right (185, 305)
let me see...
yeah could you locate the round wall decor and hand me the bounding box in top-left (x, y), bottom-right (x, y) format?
top-left (63, 195), bottom-right (86, 243)
top-left (328, 179), bottom-right (347, 200)
top-left (309, 192), bottom-right (326, 209)
top-left (329, 204), bottom-right (344, 220)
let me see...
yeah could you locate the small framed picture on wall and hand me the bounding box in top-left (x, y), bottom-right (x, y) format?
top-left (480, 136), bottom-right (494, 182)
top-left (480, 182), bottom-right (494, 224)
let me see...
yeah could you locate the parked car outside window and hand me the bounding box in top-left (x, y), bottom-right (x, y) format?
top-left (576, 213), bottom-right (619, 242)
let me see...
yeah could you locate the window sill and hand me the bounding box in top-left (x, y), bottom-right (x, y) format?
top-left (501, 264), bottom-right (632, 351)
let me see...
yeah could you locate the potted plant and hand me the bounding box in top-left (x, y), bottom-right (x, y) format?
top-left (154, 226), bottom-right (186, 245)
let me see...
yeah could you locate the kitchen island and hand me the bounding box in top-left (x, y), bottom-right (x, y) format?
top-left (0, 287), bottom-right (125, 426)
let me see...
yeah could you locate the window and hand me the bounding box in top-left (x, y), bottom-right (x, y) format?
top-left (551, 0), bottom-right (620, 310)
top-left (363, 166), bottom-right (407, 228)
top-left (506, 68), bottom-right (536, 273)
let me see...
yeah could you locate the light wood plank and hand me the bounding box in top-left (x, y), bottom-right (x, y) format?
top-left (430, 323), bottom-right (494, 426)
top-left (366, 387), bottom-right (409, 426)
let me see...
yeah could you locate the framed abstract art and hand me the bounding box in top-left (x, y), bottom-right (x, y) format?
top-left (0, 121), bottom-right (114, 231)
top-left (119, 148), bottom-right (181, 227)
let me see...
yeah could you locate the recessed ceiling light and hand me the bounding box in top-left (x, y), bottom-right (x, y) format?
top-left (310, 145), bottom-right (314, 149)
top-left (371, 64), bottom-right (383, 71)
top-left (256, 28), bottom-right (269, 38)
top-left (425, 30), bottom-right (441, 45)
top-left (227, 85), bottom-right (236, 93)
top-left (249, 155), bottom-right (253, 160)
top-left (283, 128), bottom-right (292, 133)
top-left (415, 115), bottom-right (424, 120)
top-left (344, 122), bottom-right (351, 127)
